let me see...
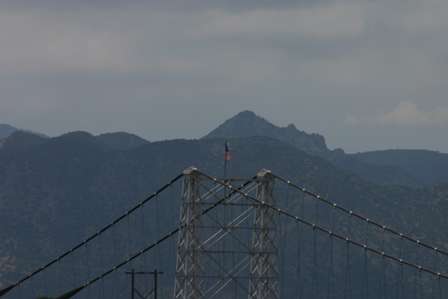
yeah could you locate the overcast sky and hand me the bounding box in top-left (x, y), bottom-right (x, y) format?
top-left (0, 0), bottom-right (447, 152)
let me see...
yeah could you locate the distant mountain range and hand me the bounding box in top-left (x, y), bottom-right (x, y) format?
top-left (0, 128), bottom-right (149, 152)
top-left (1, 111), bottom-right (447, 298)
top-left (3, 112), bottom-right (447, 188)
top-left (205, 110), bottom-right (448, 187)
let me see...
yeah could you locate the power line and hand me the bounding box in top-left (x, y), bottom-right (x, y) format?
top-left (199, 171), bottom-right (448, 281)
top-left (273, 174), bottom-right (448, 260)
top-left (0, 173), bottom-right (184, 298)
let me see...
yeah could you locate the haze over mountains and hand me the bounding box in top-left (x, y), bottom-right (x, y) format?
top-left (1, 111), bottom-right (448, 298)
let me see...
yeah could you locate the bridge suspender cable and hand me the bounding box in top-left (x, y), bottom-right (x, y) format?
top-left (198, 171), bottom-right (448, 282)
top-left (273, 174), bottom-right (448, 259)
top-left (364, 220), bottom-right (370, 299)
top-left (0, 173), bottom-right (184, 298)
top-left (312, 197), bottom-right (319, 299)
top-left (46, 175), bottom-right (256, 299)
top-left (295, 193), bottom-right (304, 298)
top-left (327, 232), bottom-right (334, 299)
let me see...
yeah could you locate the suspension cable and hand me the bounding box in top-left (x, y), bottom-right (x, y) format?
top-left (273, 174), bottom-right (448, 259)
top-left (0, 173), bottom-right (184, 297)
top-left (327, 233), bottom-right (334, 299)
top-left (296, 195), bottom-right (305, 298)
top-left (199, 172), bottom-right (448, 281)
top-left (46, 174), bottom-right (256, 299)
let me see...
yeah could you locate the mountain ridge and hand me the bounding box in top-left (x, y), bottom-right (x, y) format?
top-left (204, 110), bottom-right (331, 155)
top-left (204, 110), bottom-right (448, 187)
top-left (0, 130), bottom-right (150, 153)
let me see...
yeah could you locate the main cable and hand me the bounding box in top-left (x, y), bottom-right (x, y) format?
top-left (0, 173), bottom-right (184, 297)
top-left (199, 171), bottom-right (448, 281)
top-left (47, 173), bottom-right (256, 299)
top-left (273, 174), bottom-right (448, 259)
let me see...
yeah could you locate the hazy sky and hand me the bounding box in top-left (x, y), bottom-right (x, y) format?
top-left (1, 0), bottom-right (448, 152)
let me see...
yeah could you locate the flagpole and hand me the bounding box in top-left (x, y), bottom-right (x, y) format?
top-left (224, 158), bottom-right (228, 182)
top-left (224, 140), bottom-right (229, 181)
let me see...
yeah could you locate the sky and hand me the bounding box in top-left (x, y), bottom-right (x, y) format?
top-left (0, 0), bottom-right (448, 153)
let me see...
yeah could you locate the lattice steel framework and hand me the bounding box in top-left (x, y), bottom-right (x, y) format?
top-left (248, 170), bottom-right (279, 299)
top-left (173, 167), bottom-right (279, 299)
top-left (174, 167), bottom-right (203, 299)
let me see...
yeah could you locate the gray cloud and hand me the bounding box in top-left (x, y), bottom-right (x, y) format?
top-left (346, 101), bottom-right (448, 127)
top-left (1, 0), bottom-right (448, 152)
top-left (3, 0), bottom-right (330, 12)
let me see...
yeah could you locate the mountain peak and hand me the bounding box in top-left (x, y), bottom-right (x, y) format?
top-left (204, 111), bottom-right (276, 139)
top-left (204, 111), bottom-right (329, 155)
top-left (234, 110), bottom-right (258, 118)
top-left (227, 110), bottom-right (274, 129)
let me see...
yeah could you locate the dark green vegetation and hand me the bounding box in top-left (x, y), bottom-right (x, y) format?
top-left (1, 111), bottom-right (448, 298)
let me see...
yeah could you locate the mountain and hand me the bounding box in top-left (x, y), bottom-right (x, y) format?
top-left (205, 111), bottom-right (448, 187)
top-left (204, 110), bottom-right (330, 155)
top-left (0, 124), bottom-right (17, 139)
top-left (204, 111), bottom-right (422, 187)
top-left (96, 132), bottom-right (149, 151)
top-left (0, 131), bottom-right (446, 298)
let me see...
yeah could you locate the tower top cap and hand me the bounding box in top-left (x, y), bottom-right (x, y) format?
top-left (183, 166), bottom-right (199, 175)
top-left (257, 169), bottom-right (272, 178)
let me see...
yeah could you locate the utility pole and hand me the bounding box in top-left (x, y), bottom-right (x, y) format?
top-left (150, 269), bottom-right (164, 299)
top-left (126, 269), bottom-right (164, 299)
top-left (126, 269), bottom-right (136, 299)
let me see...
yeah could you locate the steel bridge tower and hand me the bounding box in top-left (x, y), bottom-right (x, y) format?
top-left (248, 170), bottom-right (279, 299)
top-left (173, 167), bottom-right (203, 299)
top-left (173, 167), bottom-right (279, 299)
